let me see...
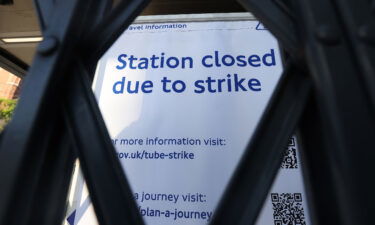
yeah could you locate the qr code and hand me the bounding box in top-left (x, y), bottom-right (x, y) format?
top-left (271, 193), bottom-right (306, 225)
top-left (281, 137), bottom-right (298, 169)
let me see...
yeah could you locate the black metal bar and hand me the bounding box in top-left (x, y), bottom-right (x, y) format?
top-left (27, 115), bottom-right (75, 225)
top-left (0, 1), bottom-right (92, 224)
top-left (0, 111), bottom-right (61, 225)
top-left (0, 0), bottom-right (150, 223)
top-left (238, 0), bottom-right (298, 54)
top-left (33, 0), bottom-right (55, 31)
top-left (22, 1), bottom-right (110, 225)
top-left (332, 0), bottom-right (375, 111)
top-left (294, 0), bottom-right (375, 224)
top-left (81, 0), bottom-right (113, 35)
top-left (34, 0), bottom-right (112, 35)
top-left (0, 47), bottom-right (28, 78)
top-left (83, 0), bottom-right (150, 71)
top-left (2, 1), bottom-right (375, 225)
top-left (210, 63), bottom-right (311, 225)
top-left (63, 62), bottom-right (145, 225)
top-left (298, 96), bottom-right (343, 225)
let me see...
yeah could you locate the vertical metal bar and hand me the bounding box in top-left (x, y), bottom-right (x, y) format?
top-left (331, 0), bottom-right (375, 111)
top-left (0, 1), bottom-right (92, 224)
top-left (33, 0), bottom-right (55, 31)
top-left (210, 64), bottom-right (311, 225)
top-left (27, 114), bottom-right (75, 225)
top-left (298, 96), bottom-right (343, 225)
top-left (294, 0), bottom-right (375, 224)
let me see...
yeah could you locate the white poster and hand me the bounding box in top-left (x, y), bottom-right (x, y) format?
top-left (65, 14), bottom-right (310, 225)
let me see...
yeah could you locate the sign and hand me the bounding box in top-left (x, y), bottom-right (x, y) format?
top-left (66, 14), bottom-right (310, 225)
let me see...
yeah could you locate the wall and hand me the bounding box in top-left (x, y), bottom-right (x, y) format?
top-left (0, 67), bottom-right (21, 99)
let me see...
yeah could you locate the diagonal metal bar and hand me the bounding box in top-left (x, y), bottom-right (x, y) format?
top-left (34, 0), bottom-right (112, 35)
top-left (238, 0), bottom-right (298, 54)
top-left (63, 62), bottom-right (145, 225)
top-left (82, 0), bottom-right (150, 71)
top-left (81, 0), bottom-right (113, 35)
top-left (210, 63), bottom-right (311, 225)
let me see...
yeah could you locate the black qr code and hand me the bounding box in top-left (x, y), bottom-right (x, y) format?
top-left (281, 138), bottom-right (298, 169)
top-left (271, 193), bottom-right (306, 225)
top-left (287, 137), bottom-right (296, 147)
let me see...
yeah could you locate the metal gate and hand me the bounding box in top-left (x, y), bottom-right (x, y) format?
top-left (0, 0), bottom-right (374, 225)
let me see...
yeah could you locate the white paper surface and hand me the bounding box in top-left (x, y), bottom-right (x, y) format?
top-left (65, 18), bottom-right (310, 225)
